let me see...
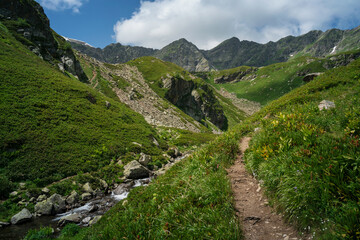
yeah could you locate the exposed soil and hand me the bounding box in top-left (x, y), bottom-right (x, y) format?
top-left (228, 137), bottom-right (308, 240)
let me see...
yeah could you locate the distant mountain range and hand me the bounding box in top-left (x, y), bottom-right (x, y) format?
top-left (69, 26), bottom-right (360, 72)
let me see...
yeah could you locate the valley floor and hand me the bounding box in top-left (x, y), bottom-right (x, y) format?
top-left (228, 137), bottom-right (306, 240)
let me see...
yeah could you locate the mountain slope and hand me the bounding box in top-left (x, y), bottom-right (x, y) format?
top-left (0, 21), bottom-right (163, 196)
top-left (0, 0), bottom-right (88, 82)
top-left (202, 49), bottom-right (360, 106)
top-left (153, 38), bottom-right (213, 72)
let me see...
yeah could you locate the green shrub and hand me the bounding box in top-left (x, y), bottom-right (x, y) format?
top-left (24, 226), bottom-right (53, 240)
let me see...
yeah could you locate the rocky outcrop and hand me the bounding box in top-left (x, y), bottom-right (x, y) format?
top-left (164, 76), bottom-right (227, 130)
top-left (34, 193), bottom-right (66, 215)
top-left (318, 100), bottom-right (336, 110)
top-left (0, 0), bottom-right (88, 82)
top-left (138, 153), bottom-right (151, 166)
top-left (123, 160), bottom-right (150, 179)
top-left (302, 72), bottom-right (323, 82)
top-left (10, 208), bottom-right (32, 225)
top-left (214, 67), bottom-right (257, 84)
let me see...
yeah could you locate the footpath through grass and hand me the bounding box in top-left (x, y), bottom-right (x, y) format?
top-left (244, 58), bottom-right (360, 239)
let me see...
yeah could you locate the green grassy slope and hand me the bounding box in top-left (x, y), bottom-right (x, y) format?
top-left (0, 23), bottom-right (161, 195)
top-left (244, 58), bottom-right (360, 239)
top-left (204, 56), bottom-right (328, 106)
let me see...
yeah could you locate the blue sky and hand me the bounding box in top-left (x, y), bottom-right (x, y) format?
top-left (38, 0), bottom-right (143, 48)
top-left (36, 0), bottom-right (360, 50)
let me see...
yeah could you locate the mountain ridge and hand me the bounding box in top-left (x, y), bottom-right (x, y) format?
top-left (70, 26), bottom-right (360, 71)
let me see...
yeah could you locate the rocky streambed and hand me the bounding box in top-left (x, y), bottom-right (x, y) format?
top-left (0, 152), bottom-right (189, 240)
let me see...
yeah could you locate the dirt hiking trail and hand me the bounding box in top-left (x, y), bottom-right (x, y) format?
top-left (228, 137), bottom-right (309, 240)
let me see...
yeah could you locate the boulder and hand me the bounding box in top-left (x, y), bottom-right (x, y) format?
top-left (113, 182), bottom-right (134, 195)
top-left (35, 194), bottom-right (66, 215)
top-left (19, 182), bottom-right (26, 190)
top-left (318, 100), bottom-right (336, 110)
top-left (41, 187), bottom-right (50, 194)
top-left (82, 216), bottom-right (91, 224)
top-left (89, 215), bottom-right (102, 225)
top-left (48, 194), bottom-right (66, 213)
top-left (82, 182), bottom-right (94, 194)
top-left (10, 208), bottom-right (32, 225)
top-left (123, 161), bottom-right (150, 179)
top-left (81, 193), bottom-right (92, 201)
top-left (138, 153), bottom-right (151, 166)
top-left (66, 190), bottom-right (79, 205)
top-left (37, 194), bottom-right (47, 202)
top-left (99, 179), bottom-right (108, 190)
top-left (9, 191), bottom-right (18, 197)
top-left (35, 200), bottom-right (54, 215)
top-left (58, 213), bottom-right (82, 226)
top-left (0, 221), bottom-right (10, 227)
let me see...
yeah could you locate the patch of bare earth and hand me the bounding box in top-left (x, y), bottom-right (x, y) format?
top-left (228, 137), bottom-right (308, 240)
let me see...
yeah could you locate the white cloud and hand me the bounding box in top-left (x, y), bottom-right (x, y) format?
top-left (38, 0), bottom-right (87, 13)
top-left (113, 0), bottom-right (360, 49)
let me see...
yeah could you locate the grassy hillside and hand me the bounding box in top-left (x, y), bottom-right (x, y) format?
top-left (204, 56), bottom-right (328, 106)
top-left (244, 58), bottom-right (360, 238)
top-left (0, 23), bottom-right (162, 196)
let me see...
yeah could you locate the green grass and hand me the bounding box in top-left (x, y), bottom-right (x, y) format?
top-left (243, 58), bottom-right (360, 239)
top-left (0, 24), bottom-right (163, 198)
top-left (204, 56), bottom-right (329, 106)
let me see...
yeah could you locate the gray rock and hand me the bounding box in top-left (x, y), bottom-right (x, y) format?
top-left (48, 194), bottom-right (66, 213)
top-left (89, 215), bottom-right (102, 225)
top-left (66, 190), bottom-right (79, 205)
top-left (303, 72), bottom-right (323, 82)
top-left (37, 194), bottom-right (47, 202)
top-left (113, 182), bottom-right (134, 195)
top-left (82, 216), bottom-right (91, 224)
top-left (11, 208), bottom-right (32, 225)
top-left (19, 182), bottom-right (26, 190)
top-left (42, 187), bottom-right (50, 194)
top-left (81, 193), bottom-right (92, 201)
top-left (318, 100), bottom-right (336, 110)
top-left (105, 101), bottom-right (111, 109)
top-left (123, 160), bottom-right (150, 179)
top-left (58, 213), bottom-right (82, 226)
top-left (138, 153), bottom-right (151, 166)
top-left (10, 191), bottom-right (18, 197)
top-left (35, 194), bottom-right (66, 215)
top-left (0, 221), bottom-right (10, 227)
top-left (99, 179), bottom-right (108, 190)
top-left (82, 182), bottom-right (94, 194)
top-left (35, 200), bottom-right (54, 215)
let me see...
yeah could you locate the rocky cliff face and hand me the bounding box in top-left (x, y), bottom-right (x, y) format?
top-left (0, 0), bottom-right (87, 82)
top-left (164, 76), bottom-right (227, 130)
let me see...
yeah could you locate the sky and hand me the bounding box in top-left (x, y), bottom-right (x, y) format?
top-left (36, 0), bottom-right (360, 50)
